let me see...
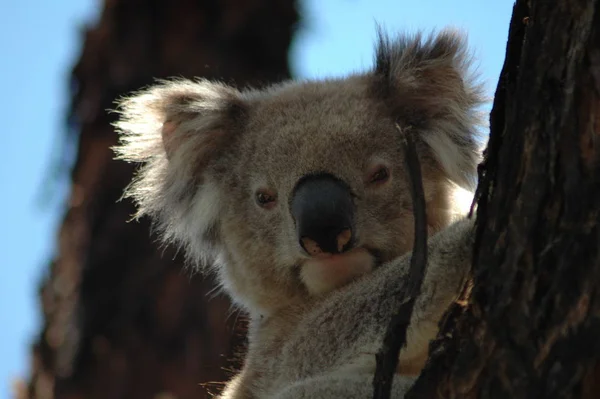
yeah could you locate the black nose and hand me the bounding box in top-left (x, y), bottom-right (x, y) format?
top-left (290, 173), bottom-right (355, 256)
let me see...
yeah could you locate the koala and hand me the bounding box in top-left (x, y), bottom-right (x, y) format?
top-left (114, 28), bottom-right (484, 398)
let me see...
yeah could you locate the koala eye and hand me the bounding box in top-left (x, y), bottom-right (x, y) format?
top-left (367, 165), bottom-right (390, 185)
top-left (255, 189), bottom-right (278, 210)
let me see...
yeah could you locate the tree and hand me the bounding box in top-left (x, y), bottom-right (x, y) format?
top-left (24, 1), bottom-right (298, 398)
top-left (406, 0), bottom-right (600, 397)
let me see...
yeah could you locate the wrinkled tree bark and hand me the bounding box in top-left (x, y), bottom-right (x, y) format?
top-left (408, 0), bottom-right (600, 398)
top-left (24, 1), bottom-right (298, 399)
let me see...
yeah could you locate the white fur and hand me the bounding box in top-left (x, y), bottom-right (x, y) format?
top-left (169, 179), bottom-right (223, 262)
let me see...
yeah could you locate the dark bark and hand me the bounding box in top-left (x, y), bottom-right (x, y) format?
top-left (408, 0), bottom-right (600, 398)
top-left (24, 1), bottom-right (298, 399)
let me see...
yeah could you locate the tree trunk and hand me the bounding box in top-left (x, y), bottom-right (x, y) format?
top-left (23, 1), bottom-right (298, 399)
top-left (408, 0), bottom-right (600, 398)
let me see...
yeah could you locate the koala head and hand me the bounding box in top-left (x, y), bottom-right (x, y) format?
top-left (114, 29), bottom-right (484, 316)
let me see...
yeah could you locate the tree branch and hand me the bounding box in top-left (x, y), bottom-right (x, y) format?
top-left (372, 125), bottom-right (429, 399)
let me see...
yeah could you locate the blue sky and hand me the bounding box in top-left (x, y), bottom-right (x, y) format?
top-left (0, 1), bottom-right (512, 397)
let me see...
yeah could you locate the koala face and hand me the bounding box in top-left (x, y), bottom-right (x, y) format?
top-left (114, 30), bottom-right (484, 316)
top-left (221, 79), bottom-right (417, 305)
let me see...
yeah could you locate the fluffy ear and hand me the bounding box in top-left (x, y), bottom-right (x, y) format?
top-left (372, 29), bottom-right (486, 190)
top-left (113, 79), bottom-right (247, 264)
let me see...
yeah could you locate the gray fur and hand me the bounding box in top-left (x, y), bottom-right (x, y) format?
top-left (114, 28), bottom-right (483, 398)
top-left (220, 218), bottom-right (474, 398)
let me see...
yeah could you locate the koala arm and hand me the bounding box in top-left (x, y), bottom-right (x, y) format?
top-left (264, 218), bottom-right (475, 396)
top-left (398, 216), bottom-right (474, 370)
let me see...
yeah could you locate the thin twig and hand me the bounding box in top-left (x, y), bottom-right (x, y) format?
top-left (372, 124), bottom-right (428, 399)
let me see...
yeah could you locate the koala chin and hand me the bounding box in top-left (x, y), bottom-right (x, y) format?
top-left (115, 28), bottom-right (484, 398)
top-left (301, 248), bottom-right (376, 295)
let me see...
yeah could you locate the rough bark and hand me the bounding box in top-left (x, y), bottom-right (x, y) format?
top-left (24, 1), bottom-right (298, 399)
top-left (408, 0), bottom-right (600, 398)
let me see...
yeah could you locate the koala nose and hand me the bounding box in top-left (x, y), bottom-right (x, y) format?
top-left (291, 173), bottom-right (355, 256)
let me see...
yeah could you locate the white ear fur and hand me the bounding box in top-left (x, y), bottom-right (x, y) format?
top-left (113, 79), bottom-right (246, 266)
top-left (167, 178), bottom-right (223, 264)
top-left (374, 29), bottom-right (487, 190)
top-left (421, 125), bottom-right (484, 190)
